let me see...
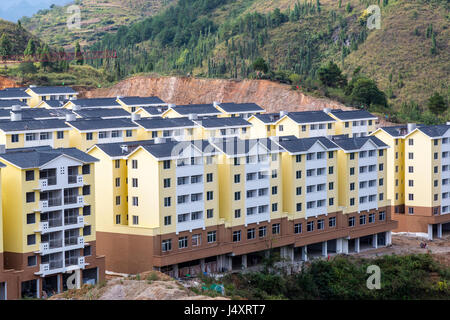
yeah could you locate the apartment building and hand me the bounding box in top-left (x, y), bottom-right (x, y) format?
top-left (25, 86), bottom-right (78, 108)
top-left (134, 106), bottom-right (169, 118)
top-left (373, 124), bottom-right (450, 239)
top-left (192, 117), bottom-right (252, 140)
top-left (214, 102), bottom-right (264, 119)
top-left (66, 117), bottom-right (139, 151)
top-left (0, 118), bottom-right (71, 149)
top-left (64, 98), bottom-right (121, 110)
top-left (0, 88), bottom-right (32, 103)
top-left (116, 96), bottom-right (168, 113)
top-left (134, 116), bottom-right (197, 141)
top-left (326, 109), bottom-right (377, 137)
top-left (163, 104), bottom-right (223, 118)
top-left (0, 146), bottom-right (105, 299)
top-left (72, 108), bottom-right (131, 119)
top-left (248, 113), bottom-right (281, 138)
top-left (35, 100), bottom-right (68, 109)
top-left (275, 111), bottom-right (336, 138)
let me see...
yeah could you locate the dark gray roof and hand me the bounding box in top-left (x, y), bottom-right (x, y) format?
top-left (379, 125), bottom-right (409, 137)
top-left (140, 140), bottom-right (218, 159)
top-left (0, 88), bottom-right (31, 99)
top-left (140, 106), bottom-right (168, 115)
top-left (331, 136), bottom-right (388, 151)
top-left (27, 86), bottom-right (77, 95)
top-left (0, 146), bottom-right (98, 169)
top-left (67, 118), bottom-right (138, 131)
top-left (210, 137), bottom-right (284, 156)
top-left (329, 109), bottom-right (377, 120)
top-left (134, 117), bottom-right (195, 130)
top-left (0, 100), bottom-right (29, 108)
top-left (93, 139), bottom-right (165, 157)
top-left (285, 111), bottom-right (336, 124)
top-left (194, 117), bottom-right (251, 129)
top-left (417, 125), bottom-right (450, 138)
top-left (70, 98), bottom-right (121, 108)
top-left (0, 119), bottom-right (69, 132)
top-left (272, 135), bottom-right (338, 153)
top-left (42, 100), bottom-right (68, 108)
top-left (171, 104), bottom-right (222, 116)
top-left (119, 96), bottom-right (166, 106)
top-left (218, 103), bottom-right (264, 113)
top-left (17, 108), bottom-right (71, 120)
top-left (73, 108), bottom-right (131, 119)
top-left (0, 110), bottom-right (10, 118)
top-left (253, 113), bottom-right (281, 124)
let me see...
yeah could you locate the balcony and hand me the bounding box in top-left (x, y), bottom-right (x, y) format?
top-left (36, 216), bottom-right (82, 233)
top-left (68, 175), bottom-right (84, 186)
top-left (64, 236), bottom-right (85, 251)
top-left (65, 257), bottom-right (86, 272)
top-left (36, 177), bottom-right (57, 190)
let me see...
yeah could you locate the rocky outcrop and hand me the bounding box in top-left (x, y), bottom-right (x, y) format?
top-left (83, 76), bottom-right (350, 113)
top-left (0, 76), bottom-right (19, 90)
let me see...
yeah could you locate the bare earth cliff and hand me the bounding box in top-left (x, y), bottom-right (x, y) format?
top-left (82, 76), bottom-right (351, 113)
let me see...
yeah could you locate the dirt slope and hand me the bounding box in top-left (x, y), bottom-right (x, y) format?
top-left (0, 76), bottom-right (20, 90)
top-left (82, 76), bottom-right (350, 113)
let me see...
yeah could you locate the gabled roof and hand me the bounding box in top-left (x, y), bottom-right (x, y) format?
top-left (329, 109), bottom-right (377, 120)
top-left (118, 96), bottom-right (166, 106)
top-left (134, 140), bottom-right (219, 160)
top-left (73, 108), bottom-right (131, 119)
top-left (271, 135), bottom-right (339, 154)
top-left (40, 100), bottom-right (68, 108)
top-left (281, 111), bottom-right (336, 124)
top-left (217, 102), bottom-right (264, 114)
top-left (0, 146), bottom-right (98, 169)
top-left (170, 104), bottom-right (222, 116)
top-left (90, 139), bottom-right (160, 158)
top-left (139, 106), bottom-right (169, 116)
top-left (69, 98), bottom-right (121, 108)
top-left (252, 113), bottom-right (281, 124)
top-left (374, 125), bottom-right (409, 137)
top-left (415, 125), bottom-right (450, 138)
top-left (66, 118), bottom-right (138, 131)
top-left (210, 137), bottom-right (284, 156)
top-left (331, 136), bottom-right (388, 151)
top-left (17, 108), bottom-right (72, 120)
top-left (0, 119), bottom-right (70, 132)
top-left (0, 100), bottom-right (29, 108)
top-left (134, 117), bottom-right (196, 130)
top-left (0, 88), bottom-right (31, 100)
top-left (26, 86), bottom-right (78, 96)
top-left (194, 117), bottom-right (251, 129)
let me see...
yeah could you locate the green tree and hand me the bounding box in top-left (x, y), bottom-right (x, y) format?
top-left (427, 92), bottom-right (447, 114)
top-left (317, 61), bottom-right (347, 88)
top-left (350, 77), bottom-right (387, 107)
top-left (345, 3), bottom-right (352, 13)
top-left (0, 33), bottom-right (12, 63)
top-left (24, 39), bottom-right (36, 58)
top-left (40, 44), bottom-right (52, 71)
top-left (252, 57), bottom-right (268, 73)
top-left (74, 41), bottom-right (83, 65)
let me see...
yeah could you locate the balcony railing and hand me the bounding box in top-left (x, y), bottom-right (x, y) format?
top-left (64, 236), bottom-right (84, 247)
top-left (68, 175), bottom-right (83, 184)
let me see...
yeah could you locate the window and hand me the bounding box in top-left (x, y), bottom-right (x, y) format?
top-left (115, 215), bottom-right (121, 224)
top-left (83, 225), bottom-right (91, 236)
top-left (126, 130), bottom-right (133, 137)
top-left (27, 256), bottom-right (37, 267)
top-left (409, 139), bottom-right (414, 146)
top-left (234, 158), bottom-right (240, 166)
top-left (207, 231), bottom-right (217, 243)
top-left (350, 182), bottom-right (355, 191)
top-left (82, 185), bottom-right (90, 195)
top-left (272, 203), bottom-right (278, 212)
top-left (83, 205), bottom-right (91, 216)
top-left (86, 132), bottom-right (93, 140)
top-left (294, 223), bottom-right (302, 234)
top-left (163, 160), bottom-right (171, 169)
top-left (162, 239), bottom-right (172, 252)
top-left (296, 203), bottom-right (302, 212)
top-left (329, 198), bottom-right (334, 206)
top-left (296, 170), bottom-right (302, 179)
top-left (26, 170), bottom-right (34, 181)
top-left (272, 186), bottom-right (278, 195)
top-left (115, 196), bottom-right (121, 205)
top-left (317, 219), bottom-right (324, 230)
top-left (296, 187), bottom-right (302, 195)
top-left (329, 217), bottom-right (336, 227)
top-left (84, 246), bottom-right (92, 257)
top-left (234, 174), bottom-right (240, 183)
top-left (379, 193), bottom-right (384, 201)
top-left (279, 125), bottom-right (284, 132)
top-left (26, 192), bottom-right (35, 203)
top-left (132, 197), bottom-right (139, 206)
top-left (132, 160), bottom-right (138, 169)
top-left (233, 231), bottom-right (241, 242)
top-left (350, 153), bottom-right (355, 160)
top-left (178, 237), bottom-right (188, 249)
top-left (307, 221), bottom-right (314, 232)
top-left (163, 216), bottom-right (171, 226)
top-left (296, 154), bottom-right (301, 162)
top-left (164, 197), bottom-right (171, 207)
top-left (131, 215), bottom-right (139, 225)
top-left (234, 192), bottom-right (241, 201)
top-left (247, 228), bottom-right (256, 240)
top-left (379, 211), bottom-right (386, 221)
top-left (272, 169), bottom-right (278, 178)
top-left (350, 167), bottom-right (355, 175)
top-left (234, 209), bottom-right (241, 218)
top-left (408, 194), bottom-right (414, 201)
top-left (255, 226), bottom-right (266, 239)
top-left (369, 213), bottom-right (375, 223)
top-left (27, 213), bottom-right (35, 224)
top-left (350, 198), bottom-right (355, 206)
top-left (272, 223), bottom-right (280, 235)
top-left (328, 166), bottom-right (334, 174)
top-left (348, 217), bottom-right (355, 227)
top-left (329, 182), bottom-right (334, 190)
top-left (82, 164), bottom-right (90, 175)
top-left (192, 234), bottom-right (201, 246)
top-left (206, 173), bottom-right (213, 182)
top-left (27, 234), bottom-right (36, 245)
top-left (207, 209), bottom-right (214, 219)
top-left (360, 215), bottom-right (366, 225)
top-left (11, 134), bottom-right (19, 143)
top-left (163, 178), bottom-right (170, 188)
top-left (302, 125), bottom-right (306, 131)
top-left (345, 121), bottom-right (349, 128)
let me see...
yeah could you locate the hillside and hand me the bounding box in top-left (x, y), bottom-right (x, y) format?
top-left (0, 18), bottom-right (41, 55)
top-left (20, 0), bottom-right (176, 48)
top-left (84, 0), bottom-right (448, 112)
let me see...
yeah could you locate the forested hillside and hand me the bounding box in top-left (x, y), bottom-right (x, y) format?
top-left (86, 0), bottom-right (449, 122)
top-left (0, 19), bottom-right (41, 56)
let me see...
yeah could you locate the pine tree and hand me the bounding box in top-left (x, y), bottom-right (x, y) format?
top-left (74, 42), bottom-right (83, 65)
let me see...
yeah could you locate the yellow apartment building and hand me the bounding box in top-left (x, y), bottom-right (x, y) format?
top-left (247, 113), bottom-right (281, 138)
top-left (0, 146), bottom-right (105, 299)
top-left (192, 116), bottom-right (252, 140)
top-left (133, 115), bottom-right (197, 141)
top-left (213, 102), bottom-right (264, 119)
top-left (25, 86), bottom-right (78, 108)
top-left (162, 104), bottom-right (223, 118)
top-left (116, 96), bottom-right (168, 113)
top-left (274, 111), bottom-right (336, 138)
top-left (134, 106), bottom-right (169, 118)
top-left (326, 109), bottom-right (377, 137)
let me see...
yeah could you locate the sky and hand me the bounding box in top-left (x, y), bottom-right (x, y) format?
top-left (0, 0), bottom-right (73, 22)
